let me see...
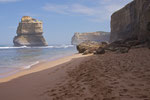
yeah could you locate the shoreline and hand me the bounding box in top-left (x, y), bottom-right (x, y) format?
top-left (0, 51), bottom-right (76, 79)
top-left (0, 61), bottom-right (41, 79)
top-left (0, 53), bottom-right (90, 83)
top-left (0, 48), bottom-right (149, 100)
top-left (0, 44), bottom-right (77, 79)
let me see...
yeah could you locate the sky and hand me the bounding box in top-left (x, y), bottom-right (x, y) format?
top-left (0, 0), bottom-right (133, 45)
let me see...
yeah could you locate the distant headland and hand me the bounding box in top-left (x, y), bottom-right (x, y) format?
top-left (71, 31), bottom-right (110, 45)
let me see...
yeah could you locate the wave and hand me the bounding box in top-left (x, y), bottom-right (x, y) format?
top-left (0, 46), bottom-right (27, 49)
top-left (0, 45), bottom-right (74, 49)
top-left (23, 61), bottom-right (40, 69)
top-left (53, 45), bottom-right (74, 48)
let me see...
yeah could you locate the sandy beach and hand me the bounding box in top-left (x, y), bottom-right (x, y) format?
top-left (0, 54), bottom-right (91, 100)
top-left (0, 0), bottom-right (150, 100)
top-left (0, 48), bottom-right (150, 100)
top-left (0, 54), bottom-right (86, 83)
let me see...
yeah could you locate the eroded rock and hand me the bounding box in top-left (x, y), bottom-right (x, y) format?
top-left (77, 41), bottom-right (100, 54)
top-left (13, 16), bottom-right (48, 46)
top-left (77, 41), bottom-right (109, 55)
top-left (77, 38), bottom-right (148, 55)
top-left (72, 31), bottom-right (110, 45)
top-left (95, 47), bottom-right (105, 54)
top-left (110, 0), bottom-right (150, 43)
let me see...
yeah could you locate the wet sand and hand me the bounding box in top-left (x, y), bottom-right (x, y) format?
top-left (0, 48), bottom-right (150, 100)
top-left (0, 54), bottom-right (90, 100)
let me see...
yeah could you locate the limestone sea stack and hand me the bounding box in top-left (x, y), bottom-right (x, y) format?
top-left (13, 16), bottom-right (48, 46)
top-left (110, 0), bottom-right (150, 42)
top-left (71, 31), bottom-right (110, 45)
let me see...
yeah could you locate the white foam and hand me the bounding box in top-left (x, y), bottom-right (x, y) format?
top-left (31, 46), bottom-right (54, 48)
top-left (0, 45), bottom-right (74, 49)
top-left (54, 45), bottom-right (74, 48)
top-left (0, 46), bottom-right (28, 49)
top-left (23, 61), bottom-right (39, 69)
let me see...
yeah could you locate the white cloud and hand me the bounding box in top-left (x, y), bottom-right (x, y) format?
top-left (0, 0), bottom-right (21, 3)
top-left (43, 3), bottom-right (100, 16)
top-left (43, 0), bottom-right (133, 22)
top-left (105, 4), bottom-right (122, 13)
top-left (70, 4), bottom-right (97, 16)
top-left (43, 4), bottom-right (69, 14)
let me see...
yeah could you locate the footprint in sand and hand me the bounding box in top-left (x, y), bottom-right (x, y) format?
top-left (84, 97), bottom-right (94, 100)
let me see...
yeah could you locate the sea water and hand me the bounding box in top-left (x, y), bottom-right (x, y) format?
top-left (0, 44), bottom-right (77, 78)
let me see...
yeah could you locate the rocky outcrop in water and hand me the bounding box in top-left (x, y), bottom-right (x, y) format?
top-left (72, 31), bottom-right (110, 45)
top-left (110, 0), bottom-right (150, 43)
top-left (13, 16), bottom-right (48, 46)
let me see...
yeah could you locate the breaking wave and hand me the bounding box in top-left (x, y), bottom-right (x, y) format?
top-left (0, 45), bottom-right (74, 49)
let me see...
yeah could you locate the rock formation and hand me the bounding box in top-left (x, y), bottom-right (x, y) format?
top-left (110, 0), bottom-right (150, 42)
top-left (71, 31), bottom-right (110, 45)
top-left (76, 41), bottom-right (108, 55)
top-left (13, 16), bottom-right (48, 46)
top-left (77, 0), bottom-right (150, 55)
top-left (77, 38), bottom-right (149, 55)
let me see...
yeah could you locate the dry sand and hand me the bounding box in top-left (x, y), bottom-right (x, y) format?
top-left (0, 54), bottom-right (91, 100)
top-left (0, 48), bottom-right (150, 100)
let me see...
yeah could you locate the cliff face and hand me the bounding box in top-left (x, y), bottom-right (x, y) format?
top-left (71, 31), bottom-right (110, 45)
top-left (110, 0), bottom-right (150, 42)
top-left (13, 16), bottom-right (48, 46)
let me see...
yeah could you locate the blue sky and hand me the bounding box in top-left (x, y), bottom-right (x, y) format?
top-left (0, 0), bottom-right (132, 45)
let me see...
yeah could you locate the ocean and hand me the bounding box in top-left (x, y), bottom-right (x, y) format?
top-left (0, 44), bottom-right (77, 78)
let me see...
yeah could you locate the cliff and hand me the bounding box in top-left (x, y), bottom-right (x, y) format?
top-left (110, 0), bottom-right (150, 42)
top-left (71, 31), bottom-right (110, 45)
top-left (13, 16), bottom-right (48, 46)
